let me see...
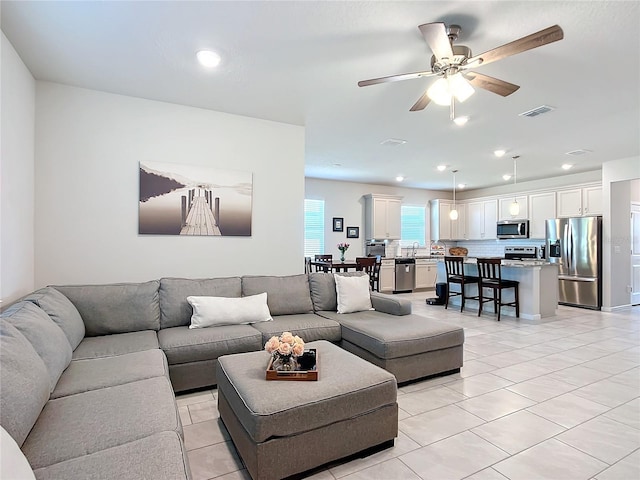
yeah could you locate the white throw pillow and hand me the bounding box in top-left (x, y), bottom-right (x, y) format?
top-left (335, 274), bottom-right (374, 314)
top-left (188, 293), bottom-right (272, 329)
top-left (1, 426), bottom-right (36, 480)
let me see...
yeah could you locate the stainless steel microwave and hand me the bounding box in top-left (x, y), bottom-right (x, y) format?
top-left (496, 219), bottom-right (530, 239)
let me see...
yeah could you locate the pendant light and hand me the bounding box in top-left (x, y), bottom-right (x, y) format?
top-left (509, 156), bottom-right (520, 216)
top-left (450, 170), bottom-right (459, 220)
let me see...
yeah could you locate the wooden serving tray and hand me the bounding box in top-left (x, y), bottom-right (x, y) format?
top-left (265, 349), bottom-right (318, 381)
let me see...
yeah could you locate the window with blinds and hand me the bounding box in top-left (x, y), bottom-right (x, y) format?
top-left (304, 199), bottom-right (325, 257)
top-left (400, 205), bottom-right (426, 247)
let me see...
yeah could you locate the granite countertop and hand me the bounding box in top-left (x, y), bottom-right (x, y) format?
top-left (432, 256), bottom-right (552, 267)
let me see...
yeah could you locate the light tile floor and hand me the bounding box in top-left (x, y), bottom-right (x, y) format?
top-left (178, 294), bottom-right (639, 480)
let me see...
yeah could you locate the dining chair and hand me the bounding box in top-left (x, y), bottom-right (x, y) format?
top-left (304, 257), bottom-right (312, 274)
top-left (476, 257), bottom-right (520, 321)
top-left (355, 257), bottom-right (376, 289)
top-left (314, 254), bottom-right (333, 272)
top-left (444, 256), bottom-right (479, 312)
top-left (371, 255), bottom-right (382, 292)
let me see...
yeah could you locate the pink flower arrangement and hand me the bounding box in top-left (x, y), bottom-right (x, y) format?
top-left (265, 331), bottom-right (305, 358)
top-left (337, 243), bottom-right (350, 254)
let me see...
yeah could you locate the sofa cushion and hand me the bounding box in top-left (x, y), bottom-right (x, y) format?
top-left (321, 311), bottom-right (465, 359)
top-left (335, 274), bottom-right (373, 314)
top-left (159, 277), bottom-right (242, 329)
top-left (250, 313), bottom-right (342, 344)
top-left (187, 293), bottom-right (272, 329)
top-left (23, 287), bottom-right (85, 350)
top-left (0, 321), bottom-right (50, 447)
top-left (32, 431), bottom-right (190, 480)
top-left (242, 275), bottom-right (313, 316)
top-left (1, 426), bottom-right (35, 480)
top-left (308, 272), bottom-right (368, 312)
top-left (72, 330), bottom-right (159, 360)
top-left (52, 349), bottom-right (170, 399)
top-left (158, 325), bottom-right (262, 365)
top-left (55, 281), bottom-right (160, 336)
top-left (1, 302), bottom-right (72, 392)
top-left (21, 377), bottom-right (181, 470)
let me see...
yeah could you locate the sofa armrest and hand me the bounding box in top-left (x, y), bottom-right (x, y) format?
top-left (370, 292), bottom-right (412, 316)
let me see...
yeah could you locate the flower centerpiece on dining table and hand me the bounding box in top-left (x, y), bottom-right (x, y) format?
top-left (264, 331), bottom-right (305, 371)
top-left (337, 242), bottom-right (350, 262)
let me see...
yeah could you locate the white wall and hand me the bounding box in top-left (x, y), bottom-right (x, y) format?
top-left (35, 82), bottom-right (304, 286)
top-left (1, 33), bottom-right (36, 305)
top-left (602, 156), bottom-right (640, 310)
top-left (457, 170), bottom-right (602, 200)
top-left (305, 178), bottom-right (448, 258)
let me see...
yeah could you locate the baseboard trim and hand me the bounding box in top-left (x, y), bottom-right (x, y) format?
top-left (602, 304), bottom-right (633, 312)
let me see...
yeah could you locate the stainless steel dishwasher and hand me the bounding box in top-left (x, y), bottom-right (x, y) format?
top-left (394, 258), bottom-right (415, 292)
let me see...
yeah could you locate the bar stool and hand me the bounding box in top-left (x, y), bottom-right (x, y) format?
top-left (444, 256), bottom-right (479, 312)
top-left (476, 258), bottom-right (520, 321)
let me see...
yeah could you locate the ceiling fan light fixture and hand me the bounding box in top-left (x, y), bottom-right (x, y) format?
top-left (427, 78), bottom-right (451, 106)
top-left (449, 73), bottom-right (474, 102)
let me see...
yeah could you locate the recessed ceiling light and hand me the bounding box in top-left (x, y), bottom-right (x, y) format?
top-left (494, 150), bottom-right (506, 158)
top-left (453, 116), bottom-right (469, 126)
top-left (458, 183), bottom-right (466, 189)
top-left (437, 165), bottom-right (447, 171)
top-left (562, 164), bottom-right (573, 170)
top-left (503, 174), bottom-right (512, 181)
top-left (196, 50), bottom-right (221, 68)
top-left (396, 176), bottom-right (404, 182)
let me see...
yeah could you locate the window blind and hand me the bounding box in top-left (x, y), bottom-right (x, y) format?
top-left (304, 199), bottom-right (325, 257)
top-left (400, 205), bottom-right (426, 247)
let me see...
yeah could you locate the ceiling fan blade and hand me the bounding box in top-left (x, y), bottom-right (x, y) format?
top-left (358, 70), bottom-right (435, 87)
top-left (465, 72), bottom-right (520, 97)
top-left (467, 25), bottom-right (564, 67)
top-left (418, 22), bottom-right (453, 60)
top-left (409, 92), bottom-right (431, 111)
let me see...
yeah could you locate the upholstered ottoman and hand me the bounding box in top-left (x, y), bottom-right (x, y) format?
top-left (320, 311), bottom-right (465, 384)
top-left (216, 340), bottom-right (398, 480)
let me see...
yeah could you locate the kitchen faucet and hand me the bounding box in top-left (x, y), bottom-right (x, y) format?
top-left (411, 242), bottom-right (420, 257)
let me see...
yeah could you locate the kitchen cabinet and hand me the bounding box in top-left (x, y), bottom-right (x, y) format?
top-left (557, 186), bottom-right (602, 217)
top-left (529, 191), bottom-right (556, 239)
top-left (364, 194), bottom-right (402, 240)
top-left (467, 200), bottom-right (497, 239)
top-left (379, 259), bottom-right (395, 292)
top-left (430, 200), bottom-right (467, 240)
top-left (415, 259), bottom-right (437, 289)
top-left (499, 196), bottom-right (529, 220)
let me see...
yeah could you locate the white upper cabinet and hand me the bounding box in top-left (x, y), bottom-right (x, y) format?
top-left (499, 196), bottom-right (529, 220)
top-left (557, 186), bottom-right (602, 217)
top-left (364, 194), bottom-right (402, 240)
top-left (430, 200), bottom-right (466, 241)
top-left (529, 192), bottom-right (556, 239)
top-left (467, 200), bottom-right (497, 239)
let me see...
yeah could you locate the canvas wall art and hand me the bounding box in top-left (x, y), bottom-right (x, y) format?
top-left (139, 161), bottom-right (252, 236)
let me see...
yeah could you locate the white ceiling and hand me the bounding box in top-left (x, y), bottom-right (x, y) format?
top-left (2, 1), bottom-right (639, 191)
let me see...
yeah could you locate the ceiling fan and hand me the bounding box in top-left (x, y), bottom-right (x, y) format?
top-left (358, 23), bottom-right (564, 119)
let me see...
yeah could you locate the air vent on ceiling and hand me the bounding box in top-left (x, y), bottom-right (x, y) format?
top-left (519, 105), bottom-right (555, 117)
top-left (380, 138), bottom-right (407, 146)
top-left (565, 149), bottom-right (592, 156)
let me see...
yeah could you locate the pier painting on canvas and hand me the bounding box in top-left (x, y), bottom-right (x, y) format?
top-left (139, 161), bottom-right (252, 236)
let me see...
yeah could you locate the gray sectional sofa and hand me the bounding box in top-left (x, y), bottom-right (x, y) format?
top-left (0, 272), bottom-right (464, 480)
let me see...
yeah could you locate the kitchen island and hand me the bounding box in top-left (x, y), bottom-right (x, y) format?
top-left (436, 258), bottom-right (559, 320)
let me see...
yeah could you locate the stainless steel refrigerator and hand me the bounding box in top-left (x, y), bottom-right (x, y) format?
top-left (545, 216), bottom-right (602, 309)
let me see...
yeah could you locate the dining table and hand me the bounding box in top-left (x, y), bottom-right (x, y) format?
top-left (310, 260), bottom-right (360, 272)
